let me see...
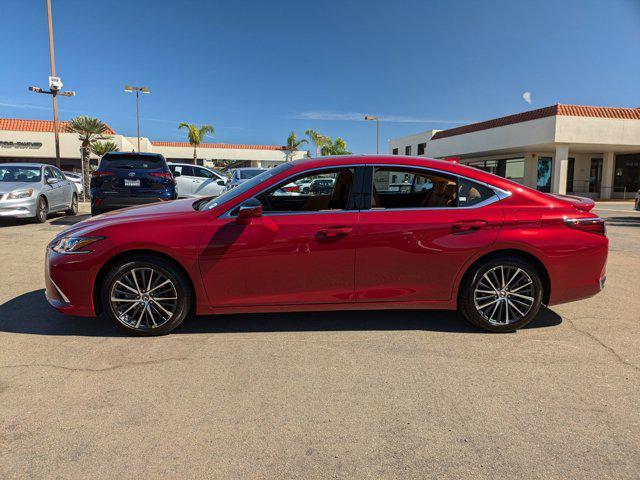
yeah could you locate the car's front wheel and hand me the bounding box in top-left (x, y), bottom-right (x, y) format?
top-left (34, 196), bottom-right (48, 223)
top-left (101, 256), bottom-right (193, 336)
top-left (459, 257), bottom-right (543, 332)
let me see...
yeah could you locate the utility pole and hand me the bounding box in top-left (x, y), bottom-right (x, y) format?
top-left (124, 85), bottom-right (150, 151)
top-left (364, 115), bottom-right (380, 154)
top-left (29, 0), bottom-right (75, 169)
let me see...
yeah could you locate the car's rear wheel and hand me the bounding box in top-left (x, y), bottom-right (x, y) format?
top-left (65, 193), bottom-right (78, 215)
top-left (101, 256), bottom-right (193, 336)
top-left (34, 196), bottom-right (48, 223)
top-left (459, 257), bottom-right (543, 332)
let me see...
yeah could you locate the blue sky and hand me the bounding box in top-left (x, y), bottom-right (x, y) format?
top-left (1, 0), bottom-right (640, 153)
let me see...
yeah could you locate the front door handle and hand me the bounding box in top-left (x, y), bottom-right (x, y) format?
top-left (317, 226), bottom-right (353, 237)
top-left (452, 220), bottom-right (487, 232)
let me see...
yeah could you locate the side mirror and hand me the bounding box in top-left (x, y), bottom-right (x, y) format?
top-left (47, 178), bottom-right (58, 185)
top-left (173, 171), bottom-right (181, 178)
top-left (216, 179), bottom-right (226, 186)
top-left (235, 198), bottom-right (262, 225)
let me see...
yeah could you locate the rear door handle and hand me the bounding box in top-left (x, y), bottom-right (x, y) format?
top-left (318, 226), bottom-right (353, 237)
top-left (452, 220), bottom-right (487, 232)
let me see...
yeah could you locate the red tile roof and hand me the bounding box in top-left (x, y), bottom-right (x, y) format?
top-left (152, 141), bottom-right (287, 151)
top-left (0, 118), bottom-right (116, 134)
top-left (431, 104), bottom-right (640, 140)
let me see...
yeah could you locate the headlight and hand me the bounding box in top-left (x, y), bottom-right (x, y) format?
top-left (7, 189), bottom-right (34, 199)
top-left (51, 236), bottom-right (105, 254)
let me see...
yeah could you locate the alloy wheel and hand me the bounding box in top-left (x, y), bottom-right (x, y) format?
top-left (37, 198), bottom-right (47, 222)
top-left (110, 267), bottom-right (179, 331)
top-left (473, 265), bottom-right (535, 325)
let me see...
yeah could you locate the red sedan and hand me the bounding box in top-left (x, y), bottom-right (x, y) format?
top-left (45, 156), bottom-right (608, 336)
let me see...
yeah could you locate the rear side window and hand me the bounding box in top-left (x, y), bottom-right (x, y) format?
top-left (372, 167), bottom-right (457, 209)
top-left (101, 155), bottom-right (166, 170)
top-left (170, 165), bottom-right (194, 176)
top-left (458, 179), bottom-right (496, 207)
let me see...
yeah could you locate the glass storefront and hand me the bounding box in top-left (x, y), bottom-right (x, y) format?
top-left (467, 157), bottom-right (525, 184)
top-left (614, 154), bottom-right (640, 194)
top-left (537, 157), bottom-right (552, 192)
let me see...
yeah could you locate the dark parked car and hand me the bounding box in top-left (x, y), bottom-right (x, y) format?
top-left (90, 152), bottom-right (176, 216)
top-left (309, 178), bottom-right (335, 195)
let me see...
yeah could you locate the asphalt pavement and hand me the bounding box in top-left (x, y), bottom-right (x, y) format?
top-left (0, 202), bottom-right (638, 479)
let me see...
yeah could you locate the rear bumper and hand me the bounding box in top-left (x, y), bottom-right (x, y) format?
top-left (92, 190), bottom-right (175, 209)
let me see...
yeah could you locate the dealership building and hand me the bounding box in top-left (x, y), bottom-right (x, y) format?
top-left (389, 104), bottom-right (640, 199)
top-left (0, 118), bottom-right (306, 171)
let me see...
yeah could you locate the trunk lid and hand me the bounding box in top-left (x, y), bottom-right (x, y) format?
top-left (547, 193), bottom-right (596, 212)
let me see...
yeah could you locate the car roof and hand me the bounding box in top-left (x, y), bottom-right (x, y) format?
top-left (103, 152), bottom-right (164, 158)
top-left (0, 163), bottom-right (47, 168)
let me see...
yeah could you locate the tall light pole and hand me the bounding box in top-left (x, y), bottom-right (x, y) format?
top-left (124, 85), bottom-right (150, 151)
top-left (364, 115), bottom-right (379, 154)
top-left (28, 0), bottom-right (75, 169)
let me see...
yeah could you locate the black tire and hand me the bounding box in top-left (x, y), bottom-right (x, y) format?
top-left (91, 205), bottom-right (103, 216)
top-left (302, 187), bottom-right (310, 194)
top-left (65, 193), bottom-right (78, 215)
top-left (33, 196), bottom-right (48, 223)
top-left (100, 255), bottom-right (193, 336)
top-left (459, 256), bottom-right (543, 332)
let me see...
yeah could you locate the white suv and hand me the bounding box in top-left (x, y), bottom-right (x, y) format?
top-left (168, 163), bottom-right (228, 198)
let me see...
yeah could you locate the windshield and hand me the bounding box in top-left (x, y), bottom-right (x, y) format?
top-left (200, 163), bottom-right (293, 211)
top-left (239, 169), bottom-right (266, 179)
top-left (101, 155), bottom-right (166, 170)
top-left (0, 166), bottom-right (41, 182)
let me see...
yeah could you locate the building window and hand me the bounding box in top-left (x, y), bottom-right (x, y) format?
top-left (405, 146), bottom-right (412, 155)
top-left (537, 157), bottom-right (552, 192)
top-left (613, 154), bottom-right (639, 194)
top-left (566, 158), bottom-right (575, 193)
top-left (392, 148), bottom-right (398, 155)
top-left (417, 143), bottom-right (426, 155)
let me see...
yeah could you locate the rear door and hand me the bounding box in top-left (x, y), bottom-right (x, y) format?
top-left (170, 164), bottom-right (195, 197)
top-left (355, 165), bottom-right (503, 303)
top-left (199, 166), bottom-right (364, 307)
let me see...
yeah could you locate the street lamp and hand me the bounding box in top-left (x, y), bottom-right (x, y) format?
top-left (124, 85), bottom-right (150, 152)
top-left (27, 0), bottom-right (76, 169)
top-left (364, 115), bottom-right (380, 154)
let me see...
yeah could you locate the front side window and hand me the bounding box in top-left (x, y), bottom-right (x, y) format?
top-left (258, 168), bottom-right (355, 213)
top-left (44, 167), bottom-right (55, 182)
top-left (52, 167), bottom-right (66, 180)
top-left (194, 167), bottom-right (214, 179)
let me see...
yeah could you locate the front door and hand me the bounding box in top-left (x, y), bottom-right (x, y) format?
top-left (199, 167), bottom-right (362, 307)
top-left (43, 167), bottom-right (64, 209)
top-left (355, 166), bottom-right (503, 303)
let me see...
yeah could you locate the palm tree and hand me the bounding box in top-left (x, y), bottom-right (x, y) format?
top-left (178, 122), bottom-right (214, 164)
top-left (285, 131), bottom-right (308, 161)
top-left (305, 129), bottom-right (330, 157)
top-left (66, 116), bottom-right (111, 198)
top-left (320, 137), bottom-right (351, 156)
top-left (91, 141), bottom-right (119, 157)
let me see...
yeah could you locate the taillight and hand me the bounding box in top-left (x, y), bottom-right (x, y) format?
top-left (565, 217), bottom-right (606, 236)
top-left (150, 172), bottom-right (173, 180)
top-left (91, 171), bottom-right (113, 177)
top-left (283, 185), bottom-right (300, 192)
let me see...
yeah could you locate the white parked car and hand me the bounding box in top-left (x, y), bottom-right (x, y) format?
top-left (168, 163), bottom-right (228, 198)
top-left (63, 171), bottom-right (84, 195)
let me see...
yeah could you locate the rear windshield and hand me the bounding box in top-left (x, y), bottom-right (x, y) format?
top-left (101, 155), bottom-right (166, 170)
top-left (239, 169), bottom-right (266, 179)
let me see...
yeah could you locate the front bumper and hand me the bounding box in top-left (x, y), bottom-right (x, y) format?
top-left (0, 195), bottom-right (38, 218)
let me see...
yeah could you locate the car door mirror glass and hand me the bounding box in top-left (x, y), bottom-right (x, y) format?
top-left (235, 199), bottom-right (262, 224)
top-left (216, 179), bottom-right (225, 186)
top-left (173, 171), bottom-right (181, 177)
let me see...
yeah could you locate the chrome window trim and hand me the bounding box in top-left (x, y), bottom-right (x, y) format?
top-left (218, 162), bottom-right (512, 218)
top-left (219, 164), bottom-right (363, 218)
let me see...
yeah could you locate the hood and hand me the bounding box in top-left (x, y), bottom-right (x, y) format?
top-left (547, 193), bottom-right (596, 212)
top-left (0, 182), bottom-right (39, 195)
top-left (59, 198), bottom-right (201, 237)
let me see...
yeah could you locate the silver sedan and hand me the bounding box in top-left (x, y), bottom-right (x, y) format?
top-left (0, 163), bottom-right (78, 223)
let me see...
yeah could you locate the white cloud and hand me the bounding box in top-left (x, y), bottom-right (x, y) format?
top-left (293, 110), bottom-right (469, 124)
top-left (522, 91), bottom-right (532, 105)
top-left (0, 101), bottom-right (50, 111)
